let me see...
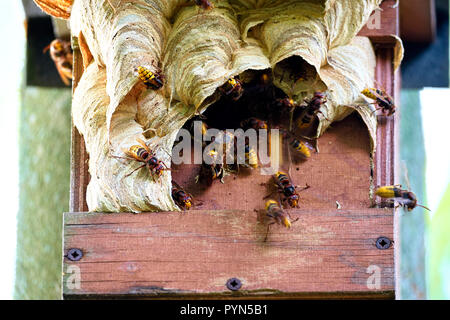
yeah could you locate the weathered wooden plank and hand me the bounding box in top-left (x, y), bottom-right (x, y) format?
top-left (63, 208), bottom-right (394, 298)
top-left (373, 47), bottom-right (398, 208)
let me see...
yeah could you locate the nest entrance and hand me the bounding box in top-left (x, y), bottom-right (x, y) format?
top-left (185, 65), bottom-right (317, 133)
top-left (175, 66), bottom-right (323, 171)
top-left (202, 69), bottom-right (279, 129)
top-left (273, 56), bottom-right (324, 97)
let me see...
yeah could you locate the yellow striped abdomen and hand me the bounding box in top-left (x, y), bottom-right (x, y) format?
top-left (129, 145), bottom-right (149, 160)
top-left (281, 216), bottom-right (291, 228)
top-left (265, 200), bottom-right (290, 228)
top-left (137, 66), bottom-right (163, 89)
top-left (228, 78), bottom-right (237, 87)
top-left (274, 171), bottom-right (289, 184)
top-left (361, 88), bottom-right (383, 100)
top-left (265, 199), bottom-right (280, 213)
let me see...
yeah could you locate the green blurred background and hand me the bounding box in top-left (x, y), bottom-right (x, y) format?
top-left (14, 88), bottom-right (71, 299)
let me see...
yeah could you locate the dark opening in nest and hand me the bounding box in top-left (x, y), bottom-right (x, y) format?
top-left (185, 69), bottom-right (289, 131)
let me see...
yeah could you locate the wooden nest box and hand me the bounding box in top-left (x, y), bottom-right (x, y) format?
top-left (64, 0), bottom-right (400, 299)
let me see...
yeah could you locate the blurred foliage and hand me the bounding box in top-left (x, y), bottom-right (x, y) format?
top-left (399, 90), bottom-right (428, 299)
top-left (14, 87), bottom-right (71, 299)
top-left (429, 183), bottom-right (450, 299)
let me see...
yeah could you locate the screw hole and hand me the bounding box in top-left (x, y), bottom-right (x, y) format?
top-left (67, 248), bottom-right (83, 261)
top-left (376, 237), bottom-right (391, 250)
top-left (226, 277), bottom-right (242, 291)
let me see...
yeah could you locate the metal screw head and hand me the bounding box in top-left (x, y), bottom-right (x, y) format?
top-left (226, 278), bottom-right (242, 291)
top-left (66, 248), bottom-right (83, 261)
top-left (376, 237), bottom-right (392, 250)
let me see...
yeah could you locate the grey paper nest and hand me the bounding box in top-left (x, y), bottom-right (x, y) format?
top-left (65, 0), bottom-right (403, 212)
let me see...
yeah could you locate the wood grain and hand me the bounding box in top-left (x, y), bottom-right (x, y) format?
top-left (63, 208), bottom-right (394, 298)
top-left (373, 47), bottom-right (398, 207)
top-left (172, 113), bottom-right (372, 212)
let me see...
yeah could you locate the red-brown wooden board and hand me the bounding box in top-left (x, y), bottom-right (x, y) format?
top-left (70, 38), bottom-right (89, 213)
top-left (171, 112), bottom-right (372, 212)
top-left (64, 1), bottom-right (400, 299)
top-left (400, 0), bottom-right (436, 43)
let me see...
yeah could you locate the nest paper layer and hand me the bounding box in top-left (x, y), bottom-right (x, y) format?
top-left (33, 0), bottom-right (73, 19)
top-left (70, 0), bottom-right (400, 213)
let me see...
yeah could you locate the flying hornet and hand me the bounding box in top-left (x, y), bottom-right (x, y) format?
top-left (43, 39), bottom-right (73, 86)
top-left (289, 137), bottom-right (313, 159)
top-left (279, 128), bottom-right (313, 159)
